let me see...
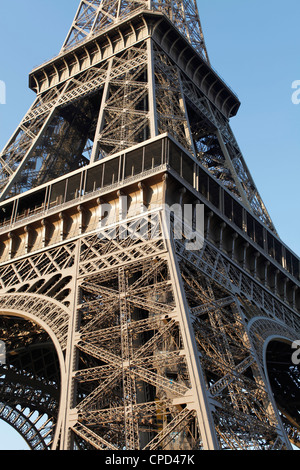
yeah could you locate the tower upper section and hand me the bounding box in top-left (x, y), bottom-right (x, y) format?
top-left (0, 1), bottom-right (278, 237)
top-left (62, 0), bottom-right (209, 62)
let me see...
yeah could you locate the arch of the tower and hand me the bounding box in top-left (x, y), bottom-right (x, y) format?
top-left (0, 402), bottom-right (44, 450)
top-left (248, 317), bottom-right (300, 449)
top-left (0, 301), bottom-right (67, 450)
top-left (265, 338), bottom-right (300, 449)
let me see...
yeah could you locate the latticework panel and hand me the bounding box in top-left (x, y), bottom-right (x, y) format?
top-left (70, 211), bottom-right (208, 450)
top-left (62, 0), bottom-right (209, 61)
top-left (0, 206), bottom-right (299, 450)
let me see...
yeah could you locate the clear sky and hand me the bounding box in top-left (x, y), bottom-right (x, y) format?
top-left (0, 0), bottom-right (299, 450)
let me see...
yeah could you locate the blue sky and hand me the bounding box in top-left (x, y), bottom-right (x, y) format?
top-left (0, 0), bottom-right (299, 450)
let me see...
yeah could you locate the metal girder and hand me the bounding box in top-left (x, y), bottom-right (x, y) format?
top-left (0, 402), bottom-right (54, 450)
top-left (0, 0), bottom-right (299, 453)
top-left (62, 0), bottom-right (209, 62)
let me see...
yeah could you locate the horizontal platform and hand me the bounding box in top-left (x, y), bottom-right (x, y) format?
top-left (0, 134), bottom-right (298, 312)
top-left (29, 10), bottom-right (240, 119)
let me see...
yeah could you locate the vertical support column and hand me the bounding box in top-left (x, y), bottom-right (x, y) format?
top-left (118, 190), bottom-right (127, 221)
top-left (219, 222), bottom-right (226, 251)
top-left (159, 209), bottom-right (219, 450)
top-left (274, 269), bottom-right (279, 296)
top-left (59, 239), bottom-right (81, 450)
top-left (25, 225), bottom-right (32, 254)
top-left (77, 205), bottom-right (86, 235)
top-left (264, 261), bottom-right (270, 288)
top-left (177, 70), bottom-right (196, 157)
top-left (292, 286), bottom-right (298, 311)
top-left (205, 211), bottom-right (214, 241)
top-left (118, 267), bottom-right (139, 450)
top-left (231, 232), bottom-right (238, 261)
top-left (147, 38), bottom-right (158, 138)
top-left (138, 182), bottom-right (147, 213)
top-left (252, 252), bottom-right (260, 280)
top-left (90, 59), bottom-right (113, 163)
top-left (243, 242), bottom-right (249, 270)
top-left (283, 278), bottom-right (288, 303)
top-left (8, 232), bottom-right (15, 259)
top-left (42, 219), bottom-right (49, 248)
top-left (59, 212), bottom-right (66, 241)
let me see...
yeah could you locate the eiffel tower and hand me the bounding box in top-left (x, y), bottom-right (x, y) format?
top-left (0, 1), bottom-right (299, 451)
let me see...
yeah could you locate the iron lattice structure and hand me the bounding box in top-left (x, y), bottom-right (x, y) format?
top-left (0, 0), bottom-right (299, 451)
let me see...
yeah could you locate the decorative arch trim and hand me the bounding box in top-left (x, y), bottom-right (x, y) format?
top-left (0, 292), bottom-right (71, 450)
